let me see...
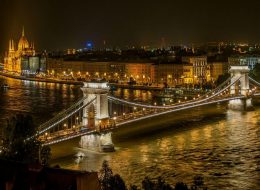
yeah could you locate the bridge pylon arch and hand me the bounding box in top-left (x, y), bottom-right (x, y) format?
top-left (229, 65), bottom-right (253, 111)
top-left (81, 81), bottom-right (110, 130)
top-left (229, 65), bottom-right (250, 96)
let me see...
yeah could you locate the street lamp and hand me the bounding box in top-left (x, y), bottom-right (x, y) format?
top-left (76, 117), bottom-right (79, 125)
top-left (113, 117), bottom-right (117, 126)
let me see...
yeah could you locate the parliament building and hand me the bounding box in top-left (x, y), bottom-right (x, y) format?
top-left (4, 27), bottom-right (46, 75)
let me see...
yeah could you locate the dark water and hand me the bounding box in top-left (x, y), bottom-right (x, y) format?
top-left (0, 76), bottom-right (82, 125)
top-left (0, 76), bottom-right (260, 190)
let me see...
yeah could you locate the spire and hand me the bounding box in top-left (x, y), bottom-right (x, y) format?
top-left (9, 40), bottom-right (11, 51)
top-left (22, 26), bottom-right (25, 37)
top-left (12, 40), bottom-right (15, 50)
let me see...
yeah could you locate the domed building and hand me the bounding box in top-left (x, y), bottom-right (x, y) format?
top-left (4, 27), bottom-right (42, 74)
top-left (18, 28), bottom-right (30, 51)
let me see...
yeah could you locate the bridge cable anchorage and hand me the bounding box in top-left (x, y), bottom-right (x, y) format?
top-left (108, 76), bottom-right (241, 110)
top-left (36, 97), bottom-right (97, 137)
top-left (249, 77), bottom-right (260, 87)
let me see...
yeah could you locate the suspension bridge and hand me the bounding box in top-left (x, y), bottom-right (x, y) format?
top-left (35, 66), bottom-right (260, 151)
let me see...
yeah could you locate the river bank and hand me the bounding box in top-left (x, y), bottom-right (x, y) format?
top-left (0, 71), bottom-right (83, 85)
top-left (0, 71), bottom-right (165, 91)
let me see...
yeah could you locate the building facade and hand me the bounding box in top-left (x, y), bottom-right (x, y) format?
top-left (228, 56), bottom-right (260, 70)
top-left (209, 62), bottom-right (229, 82)
top-left (182, 56), bottom-right (210, 84)
top-left (47, 56), bottom-right (224, 86)
top-left (4, 28), bottom-right (46, 75)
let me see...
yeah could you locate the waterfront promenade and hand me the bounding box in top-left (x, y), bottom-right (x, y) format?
top-left (0, 71), bottom-right (163, 91)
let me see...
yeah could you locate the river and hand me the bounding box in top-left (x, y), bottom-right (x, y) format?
top-left (0, 76), bottom-right (259, 190)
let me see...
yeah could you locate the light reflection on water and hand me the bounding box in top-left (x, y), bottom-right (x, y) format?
top-left (0, 76), bottom-right (260, 189)
top-left (52, 109), bottom-right (260, 190)
top-left (0, 76), bottom-right (82, 125)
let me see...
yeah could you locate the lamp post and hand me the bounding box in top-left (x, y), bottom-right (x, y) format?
top-left (113, 116), bottom-right (117, 126)
top-left (76, 117), bottom-right (79, 125)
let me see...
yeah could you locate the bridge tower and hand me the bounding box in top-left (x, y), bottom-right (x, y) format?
top-left (81, 81), bottom-right (110, 129)
top-left (229, 65), bottom-right (253, 110)
top-left (80, 81), bottom-right (114, 152)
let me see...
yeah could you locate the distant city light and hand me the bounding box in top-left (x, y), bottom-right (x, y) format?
top-left (86, 41), bottom-right (93, 49)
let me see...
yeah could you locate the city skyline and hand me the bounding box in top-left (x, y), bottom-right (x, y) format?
top-left (1, 0), bottom-right (260, 52)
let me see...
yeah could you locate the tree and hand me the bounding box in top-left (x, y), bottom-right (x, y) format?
top-left (142, 177), bottom-right (154, 190)
top-left (1, 114), bottom-right (51, 164)
top-left (154, 176), bottom-right (173, 190)
top-left (40, 146), bottom-right (51, 166)
top-left (175, 182), bottom-right (189, 190)
top-left (99, 160), bottom-right (127, 190)
top-left (110, 174), bottom-right (127, 190)
top-left (191, 175), bottom-right (207, 190)
top-left (129, 185), bottom-right (138, 190)
top-left (99, 160), bottom-right (114, 190)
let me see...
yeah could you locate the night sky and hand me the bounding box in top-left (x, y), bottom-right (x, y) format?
top-left (1, 0), bottom-right (260, 52)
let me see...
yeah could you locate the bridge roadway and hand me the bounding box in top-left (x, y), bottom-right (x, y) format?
top-left (42, 94), bottom-right (249, 146)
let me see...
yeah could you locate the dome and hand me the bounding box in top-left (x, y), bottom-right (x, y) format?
top-left (18, 36), bottom-right (29, 50)
top-left (18, 27), bottom-right (29, 50)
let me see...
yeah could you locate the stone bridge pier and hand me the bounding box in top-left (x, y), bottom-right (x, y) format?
top-left (79, 132), bottom-right (114, 152)
top-left (79, 81), bottom-right (114, 152)
top-left (228, 65), bottom-right (254, 111)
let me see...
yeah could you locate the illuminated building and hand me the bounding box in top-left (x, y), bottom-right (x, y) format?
top-left (125, 63), bottom-right (153, 83)
top-left (228, 56), bottom-right (260, 70)
top-left (67, 49), bottom-right (76, 55)
top-left (182, 56), bottom-right (210, 84)
top-left (47, 57), bottom-right (222, 86)
top-left (152, 63), bottom-right (193, 86)
top-left (4, 27), bottom-right (35, 73)
top-left (209, 62), bottom-right (228, 82)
